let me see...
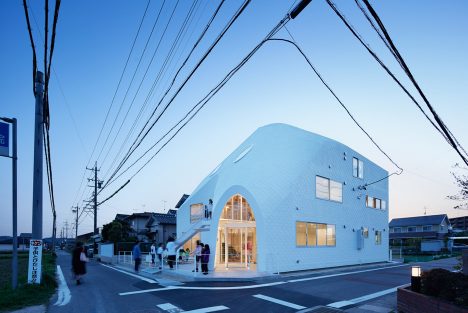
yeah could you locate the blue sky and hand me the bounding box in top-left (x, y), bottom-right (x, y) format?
top-left (1, 0), bottom-right (467, 237)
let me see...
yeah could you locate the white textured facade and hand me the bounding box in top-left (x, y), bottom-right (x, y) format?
top-left (177, 123), bottom-right (389, 273)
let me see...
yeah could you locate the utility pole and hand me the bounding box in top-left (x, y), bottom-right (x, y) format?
top-left (64, 221), bottom-right (69, 240)
top-left (32, 71), bottom-right (44, 240)
top-left (86, 162), bottom-right (101, 235)
top-left (72, 205), bottom-right (79, 239)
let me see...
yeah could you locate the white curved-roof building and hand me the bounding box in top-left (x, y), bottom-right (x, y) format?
top-left (177, 123), bottom-right (389, 273)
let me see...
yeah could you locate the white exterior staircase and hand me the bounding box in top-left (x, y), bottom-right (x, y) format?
top-left (174, 218), bottom-right (211, 249)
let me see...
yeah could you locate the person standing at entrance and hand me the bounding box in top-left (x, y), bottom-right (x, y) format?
top-left (201, 244), bottom-right (210, 275)
top-left (191, 240), bottom-right (202, 272)
top-left (166, 237), bottom-right (176, 269)
top-left (150, 242), bottom-right (156, 266)
top-left (132, 241), bottom-right (142, 272)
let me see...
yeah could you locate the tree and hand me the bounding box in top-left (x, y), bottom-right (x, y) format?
top-left (101, 220), bottom-right (133, 243)
top-left (448, 166), bottom-right (468, 210)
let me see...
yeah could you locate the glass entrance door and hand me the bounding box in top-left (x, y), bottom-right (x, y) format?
top-left (218, 226), bottom-right (256, 268)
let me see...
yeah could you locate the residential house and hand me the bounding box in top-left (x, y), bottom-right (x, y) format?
top-left (176, 123), bottom-right (390, 274)
top-left (389, 214), bottom-right (451, 252)
top-left (145, 212), bottom-right (177, 244)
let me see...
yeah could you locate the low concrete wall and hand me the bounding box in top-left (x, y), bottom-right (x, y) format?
top-left (397, 287), bottom-right (467, 313)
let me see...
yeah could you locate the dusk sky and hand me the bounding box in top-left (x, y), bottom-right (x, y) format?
top-left (1, 0), bottom-right (467, 237)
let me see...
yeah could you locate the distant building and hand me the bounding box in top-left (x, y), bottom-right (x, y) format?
top-left (145, 212), bottom-right (176, 244)
top-left (450, 215), bottom-right (468, 232)
top-left (176, 123), bottom-right (390, 274)
top-left (114, 211), bottom-right (177, 243)
top-left (389, 214), bottom-right (451, 252)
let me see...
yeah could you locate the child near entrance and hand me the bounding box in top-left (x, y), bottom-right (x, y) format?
top-left (191, 240), bottom-right (203, 272)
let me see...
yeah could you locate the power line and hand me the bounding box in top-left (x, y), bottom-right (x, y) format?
top-left (104, 0), bottom-right (252, 190)
top-left (326, 0), bottom-right (468, 166)
top-left (22, 0), bottom-right (38, 94)
top-left (358, 0), bottom-right (468, 165)
top-left (99, 0), bottom-right (198, 170)
top-left (101, 0), bottom-right (211, 182)
top-left (98, 0), bottom-right (314, 203)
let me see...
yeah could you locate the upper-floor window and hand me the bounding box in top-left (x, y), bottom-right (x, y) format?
top-left (366, 196), bottom-right (386, 210)
top-left (362, 227), bottom-right (369, 238)
top-left (190, 203), bottom-right (204, 223)
top-left (422, 225), bottom-right (432, 231)
top-left (316, 176), bottom-right (342, 202)
top-left (393, 227), bottom-right (401, 233)
top-left (407, 226), bottom-right (417, 232)
top-left (353, 157), bottom-right (364, 179)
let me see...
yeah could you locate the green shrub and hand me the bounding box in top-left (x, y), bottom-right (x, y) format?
top-left (421, 268), bottom-right (468, 307)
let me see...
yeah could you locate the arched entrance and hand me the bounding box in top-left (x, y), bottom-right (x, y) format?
top-left (216, 194), bottom-right (257, 269)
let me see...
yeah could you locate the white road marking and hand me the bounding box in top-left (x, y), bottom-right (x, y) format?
top-left (184, 306), bottom-right (229, 313)
top-left (156, 303), bottom-right (229, 313)
top-left (100, 263), bottom-right (157, 283)
top-left (158, 303), bottom-right (183, 312)
top-left (119, 285), bottom-right (178, 296)
top-left (119, 264), bottom-right (408, 296)
top-left (327, 284), bottom-right (408, 308)
top-left (119, 281), bottom-right (286, 296)
top-left (287, 264), bottom-right (408, 283)
top-left (253, 294), bottom-right (306, 310)
top-left (54, 265), bottom-right (71, 306)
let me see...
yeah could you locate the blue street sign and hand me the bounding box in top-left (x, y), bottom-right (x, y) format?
top-left (0, 122), bottom-right (9, 157)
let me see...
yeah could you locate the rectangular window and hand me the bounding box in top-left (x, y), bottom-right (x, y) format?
top-left (296, 222), bottom-right (307, 246)
top-left (407, 226), bottom-right (416, 232)
top-left (366, 195), bottom-right (385, 210)
top-left (307, 223), bottom-right (317, 246)
top-left (190, 203), bottom-right (204, 223)
top-left (316, 176), bottom-right (330, 200)
top-left (327, 225), bottom-right (336, 246)
top-left (330, 180), bottom-right (343, 202)
top-left (317, 224), bottom-right (327, 246)
top-left (316, 176), bottom-right (342, 202)
top-left (362, 227), bottom-right (369, 238)
top-left (375, 231), bottom-right (382, 245)
top-left (394, 227), bottom-right (401, 233)
top-left (296, 222), bottom-right (335, 247)
top-left (422, 225), bottom-right (432, 231)
top-left (353, 157), bottom-right (364, 178)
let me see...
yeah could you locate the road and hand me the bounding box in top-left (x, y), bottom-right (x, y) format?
top-left (48, 251), bottom-right (458, 313)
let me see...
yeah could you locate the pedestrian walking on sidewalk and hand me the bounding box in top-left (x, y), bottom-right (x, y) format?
top-left (72, 242), bottom-right (89, 285)
top-left (150, 242), bottom-right (156, 266)
top-left (156, 243), bottom-right (164, 269)
top-left (132, 241), bottom-right (142, 272)
top-left (166, 237), bottom-right (176, 269)
top-left (201, 244), bottom-right (210, 275)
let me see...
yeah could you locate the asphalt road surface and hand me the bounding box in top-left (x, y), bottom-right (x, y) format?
top-left (47, 251), bottom-right (458, 313)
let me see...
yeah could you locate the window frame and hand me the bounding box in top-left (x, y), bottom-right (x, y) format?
top-left (407, 226), bottom-right (417, 232)
top-left (296, 221), bottom-right (336, 248)
top-left (315, 176), bottom-right (343, 203)
top-left (375, 230), bottom-right (382, 245)
top-left (190, 203), bottom-right (204, 223)
top-left (352, 157), bottom-right (364, 179)
top-left (422, 225), bottom-right (432, 231)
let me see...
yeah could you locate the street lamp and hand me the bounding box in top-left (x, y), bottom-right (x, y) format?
top-left (411, 266), bottom-right (422, 292)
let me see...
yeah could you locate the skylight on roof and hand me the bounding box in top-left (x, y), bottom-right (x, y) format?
top-left (234, 145), bottom-right (253, 163)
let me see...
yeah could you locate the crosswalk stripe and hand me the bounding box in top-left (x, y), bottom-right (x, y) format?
top-left (253, 294), bottom-right (306, 310)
